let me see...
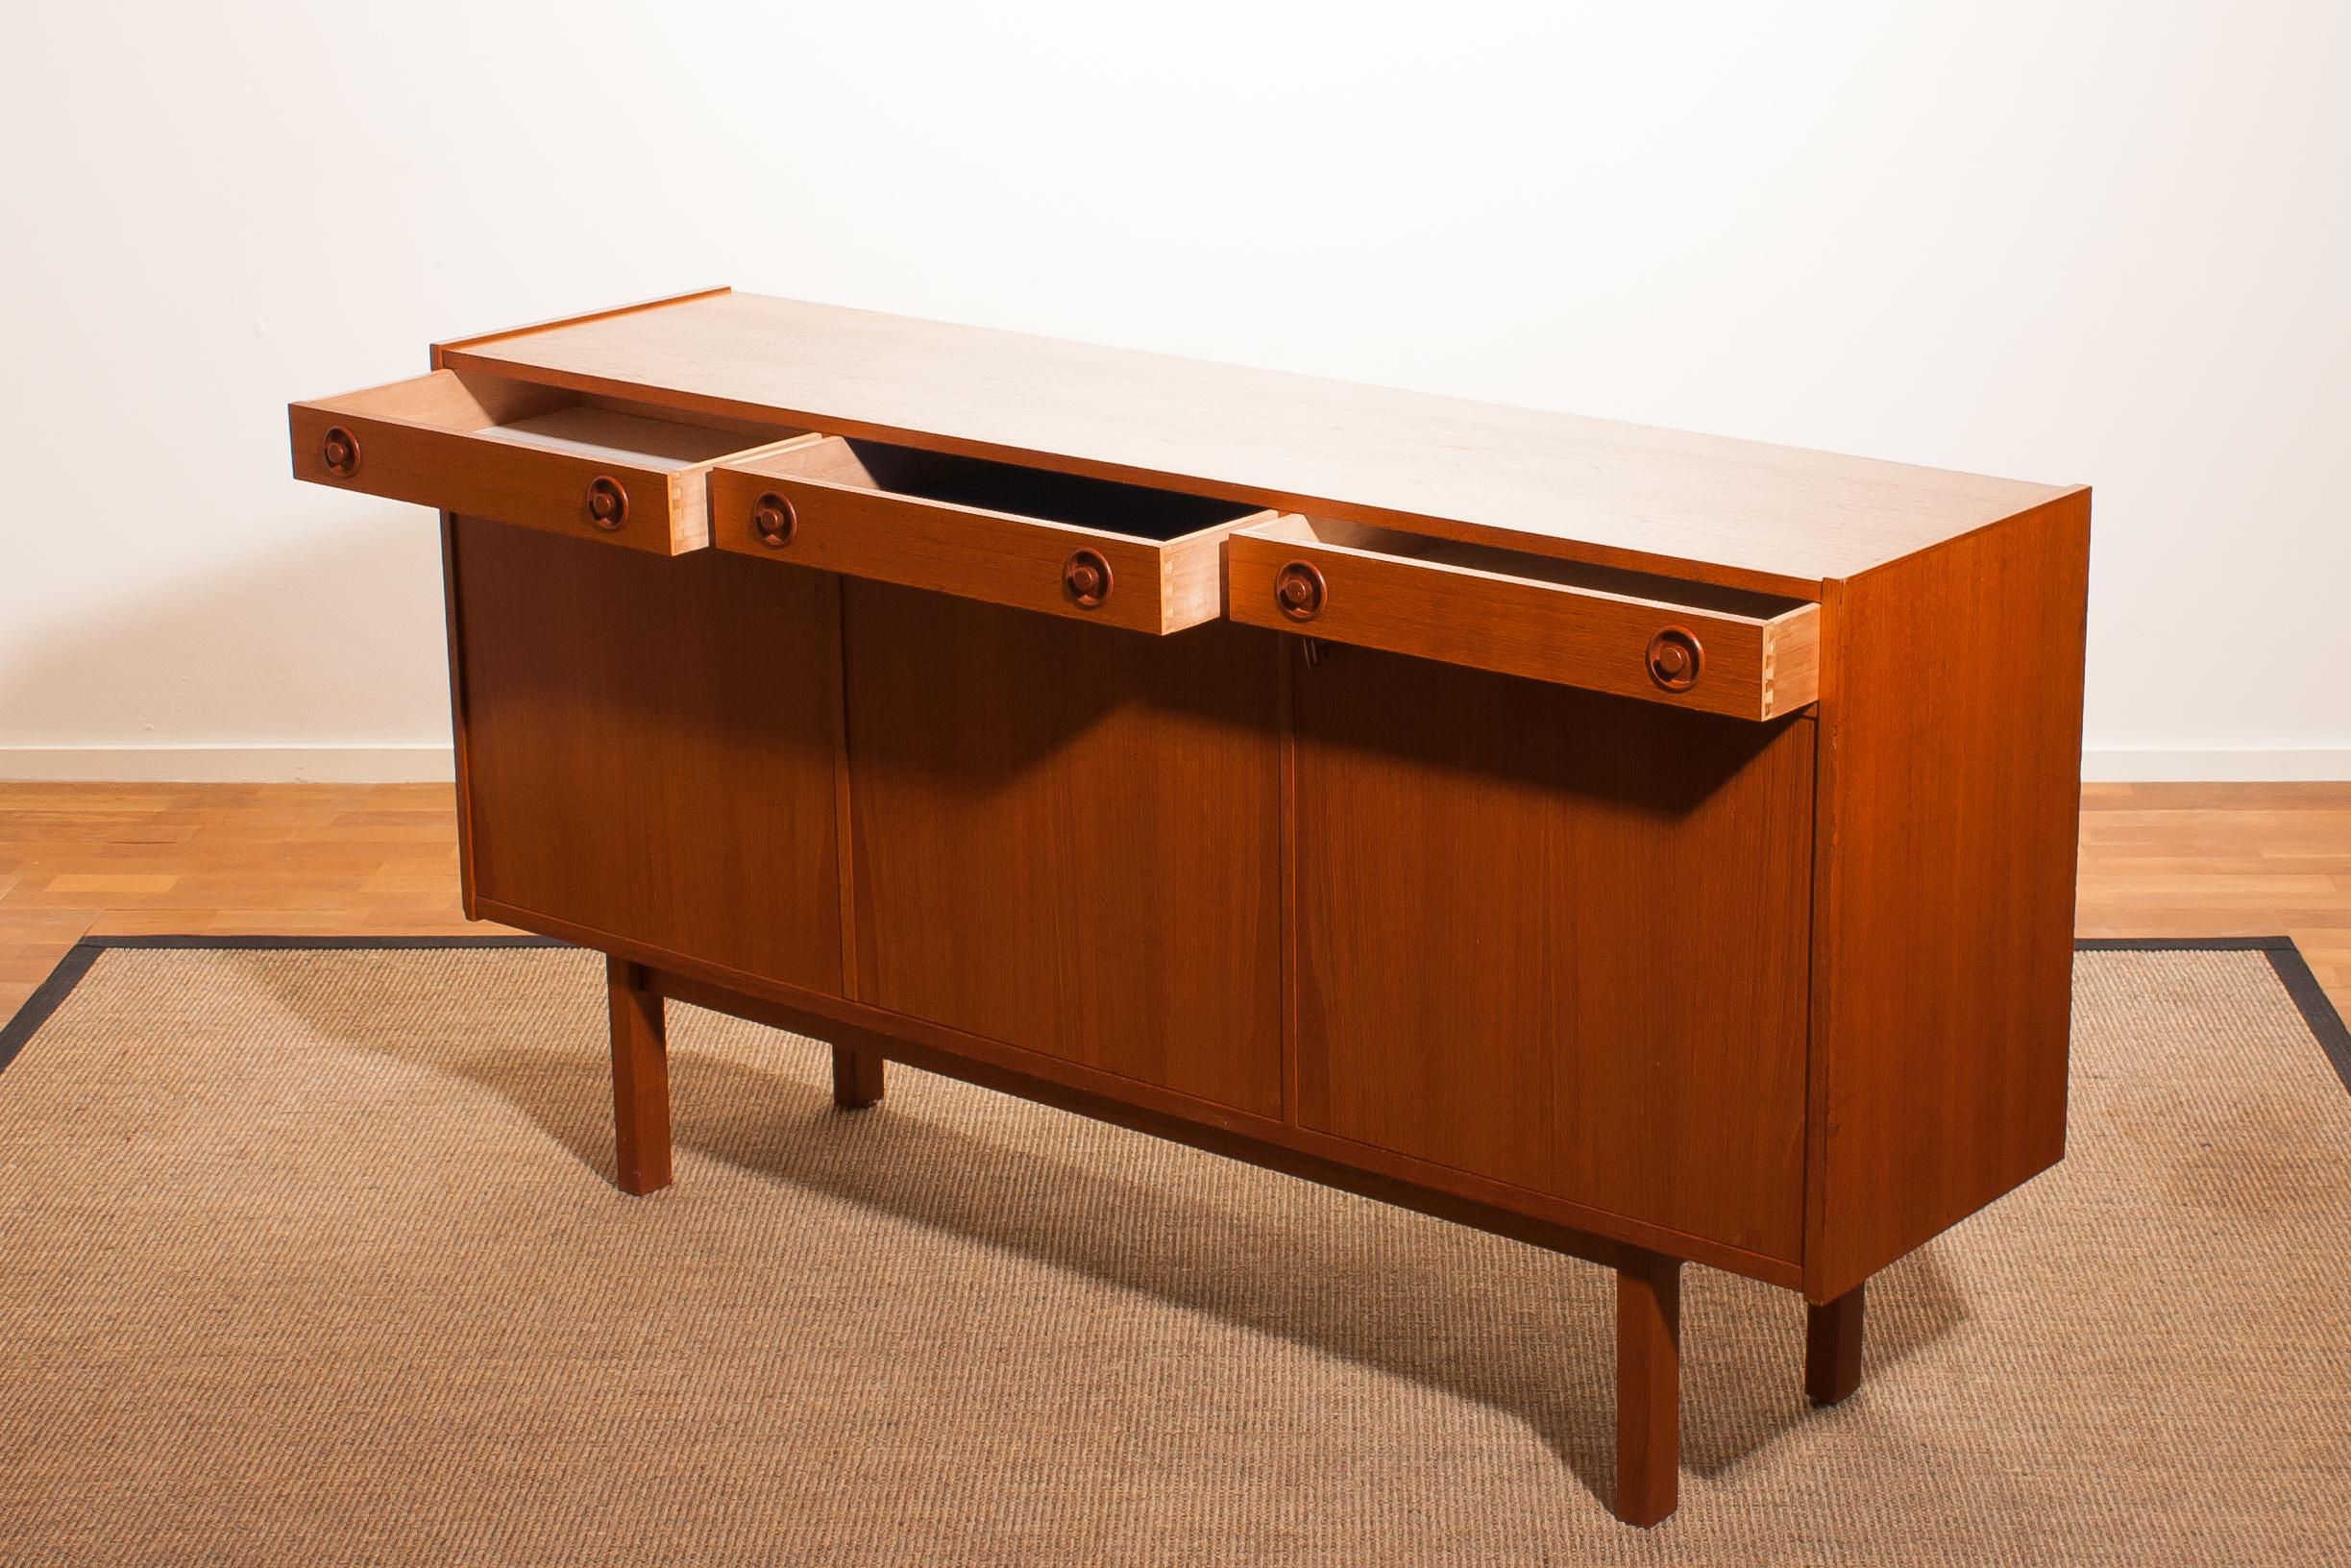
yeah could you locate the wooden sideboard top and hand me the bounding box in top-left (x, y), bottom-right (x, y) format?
top-left (437, 287), bottom-right (2081, 598)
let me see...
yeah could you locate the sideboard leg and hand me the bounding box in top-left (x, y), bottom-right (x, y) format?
top-left (831, 1045), bottom-right (887, 1109)
top-left (1805, 1282), bottom-right (1866, 1406)
top-left (1613, 1249), bottom-right (1682, 1527)
top-left (606, 956), bottom-right (672, 1196)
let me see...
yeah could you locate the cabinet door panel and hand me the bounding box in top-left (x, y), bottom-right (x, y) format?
top-left (456, 518), bottom-right (845, 992)
top-left (843, 583), bottom-right (1285, 1116)
top-left (1292, 646), bottom-right (1813, 1262)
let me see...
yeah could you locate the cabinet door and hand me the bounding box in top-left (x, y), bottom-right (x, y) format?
top-left (842, 582), bottom-right (1285, 1116)
top-left (1291, 645), bottom-right (1814, 1262)
top-left (456, 518), bottom-right (845, 993)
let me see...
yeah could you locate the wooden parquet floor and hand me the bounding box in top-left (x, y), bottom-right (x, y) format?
top-left (3, 781), bottom-right (2347, 1020)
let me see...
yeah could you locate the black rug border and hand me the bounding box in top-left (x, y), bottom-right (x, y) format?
top-left (3, 934), bottom-right (2347, 1094)
top-left (0, 936), bottom-right (565, 1076)
top-left (2073, 936), bottom-right (2350, 1092)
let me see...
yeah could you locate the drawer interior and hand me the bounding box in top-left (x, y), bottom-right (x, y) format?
top-left (1254, 516), bottom-right (1813, 620)
top-left (318, 367), bottom-right (810, 469)
top-left (481, 405), bottom-right (785, 469)
top-left (784, 437), bottom-right (1266, 542)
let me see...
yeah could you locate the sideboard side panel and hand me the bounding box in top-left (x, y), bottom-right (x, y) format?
top-left (1806, 489), bottom-right (2093, 1301)
top-left (454, 518), bottom-right (846, 993)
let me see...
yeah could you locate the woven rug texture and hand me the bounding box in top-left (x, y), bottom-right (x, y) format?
top-left (0, 944), bottom-right (2345, 1565)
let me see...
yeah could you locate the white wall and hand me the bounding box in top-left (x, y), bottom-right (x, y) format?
top-left (5, 1), bottom-right (2345, 780)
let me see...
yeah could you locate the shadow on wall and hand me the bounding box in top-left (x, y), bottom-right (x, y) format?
top-left (0, 511), bottom-right (450, 771)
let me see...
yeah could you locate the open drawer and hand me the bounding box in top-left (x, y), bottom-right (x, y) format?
top-left (710, 437), bottom-right (1276, 633)
top-left (1227, 518), bottom-right (1820, 719)
top-left (288, 369), bottom-right (815, 554)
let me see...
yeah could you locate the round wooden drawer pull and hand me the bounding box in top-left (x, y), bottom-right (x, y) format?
top-left (585, 477), bottom-right (629, 532)
top-left (1275, 560), bottom-right (1326, 622)
top-left (752, 492), bottom-right (797, 549)
top-left (320, 427), bottom-right (360, 478)
top-left (1646, 626), bottom-right (1704, 692)
top-left (1063, 549), bottom-right (1114, 609)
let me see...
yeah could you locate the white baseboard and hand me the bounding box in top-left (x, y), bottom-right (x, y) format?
top-left (1, 744), bottom-right (2343, 786)
top-left (2079, 748), bottom-right (2351, 783)
top-left (0, 745), bottom-right (456, 783)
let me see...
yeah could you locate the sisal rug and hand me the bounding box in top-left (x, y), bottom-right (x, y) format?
top-left (1, 938), bottom-right (2346, 1566)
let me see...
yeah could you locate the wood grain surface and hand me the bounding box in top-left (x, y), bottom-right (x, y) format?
top-left (643, 964), bottom-right (1642, 1282)
top-left (839, 584), bottom-right (1286, 1115)
top-left (1804, 490), bottom-right (2095, 1301)
top-left (1614, 1251), bottom-right (1683, 1527)
top-left (1226, 516), bottom-right (1819, 719)
top-left (1805, 1284), bottom-right (1866, 1406)
top-left (712, 437), bottom-right (1265, 634)
top-left (440, 292), bottom-right (2076, 597)
top-left (605, 955), bottom-right (673, 1195)
top-left (830, 1045), bottom-right (887, 1110)
top-left (452, 519), bottom-right (846, 994)
top-left (291, 368), bottom-right (812, 555)
top-left (1287, 645), bottom-right (1817, 1262)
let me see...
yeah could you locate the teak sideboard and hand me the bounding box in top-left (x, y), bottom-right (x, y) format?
top-left (288, 288), bottom-right (2090, 1527)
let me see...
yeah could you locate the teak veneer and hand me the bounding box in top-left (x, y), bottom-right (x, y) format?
top-left (288, 288), bottom-right (2093, 1527)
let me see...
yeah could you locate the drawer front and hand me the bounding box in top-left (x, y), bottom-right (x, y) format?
top-left (1227, 518), bottom-right (1819, 719)
top-left (292, 402), bottom-right (687, 553)
top-left (1289, 646), bottom-right (1816, 1262)
top-left (709, 470), bottom-right (1196, 631)
top-left (711, 438), bottom-right (1267, 634)
top-left (289, 369), bottom-right (812, 555)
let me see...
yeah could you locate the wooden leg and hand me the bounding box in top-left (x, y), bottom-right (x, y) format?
top-left (1805, 1282), bottom-right (1865, 1406)
top-left (831, 1044), bottom-right (886, 1109)
top-left (606, 956), bottom-right (672, 1196)
top-left (1614, 1249), bottom-right (1682, 1528)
